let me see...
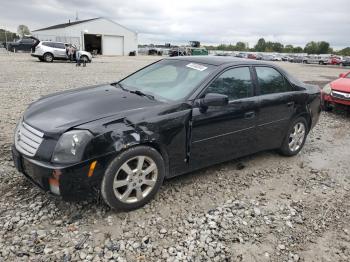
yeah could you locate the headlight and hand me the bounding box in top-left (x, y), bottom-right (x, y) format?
top-left (13, 117), bottom-right (23, 143)
top-left (52, 130), bottom-right (93, 164)
top-left (322, 83), bottom-right (332, 95)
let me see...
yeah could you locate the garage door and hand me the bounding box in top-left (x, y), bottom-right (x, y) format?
top-left (103, 35), bottom-right (124, 55)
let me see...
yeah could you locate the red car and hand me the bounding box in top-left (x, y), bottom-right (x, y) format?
top-left (247, 53), bottom-right (257, 59)
top-left (322, 71), bottom-right (350, 110)
top-left (327, 57), bottom-right (343, 65)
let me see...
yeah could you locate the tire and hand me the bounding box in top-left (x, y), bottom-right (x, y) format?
top-left (80, 55), bottom-right (88, 62)
top-left (38, 57), bottom-right (44, 62)
top-left (279, 117), bottom-right (308, 156)
top-left (43, 53), bottom-right (54, 62)
top-left (323, 101), bottom-right (333, 112)
top-left (101, 146), bottom-right (165, 211)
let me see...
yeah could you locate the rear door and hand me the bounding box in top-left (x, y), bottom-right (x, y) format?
top-left (253, 66), bottom-right (296, 150)
top-left (190, 66), bottom-right (259, 169)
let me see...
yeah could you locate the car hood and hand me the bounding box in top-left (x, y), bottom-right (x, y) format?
top-left (24, 84), bottom-right (161, 134)
top-left (331, 78), bottom-right (350, 93)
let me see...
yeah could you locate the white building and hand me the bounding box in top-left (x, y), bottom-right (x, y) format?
top-left (33, 17), bottom-right (138, 55)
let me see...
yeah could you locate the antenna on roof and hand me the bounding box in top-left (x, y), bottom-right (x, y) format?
top-left (75, 11), bottom-right (79, 21)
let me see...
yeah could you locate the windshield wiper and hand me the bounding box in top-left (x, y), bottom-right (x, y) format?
top-left (113, 83), bottom-right (155, 100)
top-left (129, 90), bottom-right (155, 100)
top-left (113, 82), bottom-right (127, 91)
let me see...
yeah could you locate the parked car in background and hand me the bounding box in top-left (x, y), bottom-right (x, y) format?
top-left (322, 71), bottom-right (350, 110)
top-left (261, 54), bottom-right (275, 61)
top-left (341, 57), bottom-right (350, 66)
top-left (247, 53), bottom-right (257, 59)
top-left (6, 38), bottom-right (37, 52)
top-left (327, 56), bottom-right (343, 65)
top-left (12, 56), bottom-right (321, 210)
top-left (235, 53), bottom-right (247, 58)
top-left (303, 55), bottom-right (329, 65)
top-left (272, 55), bottom-right (282, 61)
top-left (282, 56), bottom-right (293, 62)
top-left (290, 56), bottom-right (306, 63)
top-left (255, 54), bottom-right (263, 60)
top-left (32, 41), bottom-right (92, 63)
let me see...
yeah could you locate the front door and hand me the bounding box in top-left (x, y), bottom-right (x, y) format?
top-left (53, 43), bottom-right (67, 58)
top-left (189, 66), bottom-right (259, 170)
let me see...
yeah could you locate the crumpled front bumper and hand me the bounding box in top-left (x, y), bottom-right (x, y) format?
top-left (11, 145), bottom-right (110, 200)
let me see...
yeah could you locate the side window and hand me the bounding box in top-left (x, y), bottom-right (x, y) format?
top-left (206, 67), bottom-right (253, 100)
top-left (20, 39), bottom-right (30, 43)
top-left (54, 43), bottom-right (65, 49)
top-left (42, 42), bottom-right (53, 47)
top-left (255, 67), bottom-right (292, 94)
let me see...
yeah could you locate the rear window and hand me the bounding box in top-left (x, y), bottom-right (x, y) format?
top-left (255, 66), bottom-right (293, 94)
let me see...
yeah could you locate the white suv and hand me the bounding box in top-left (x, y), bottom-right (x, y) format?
top-left (32, 41), bottom-right (92, 63)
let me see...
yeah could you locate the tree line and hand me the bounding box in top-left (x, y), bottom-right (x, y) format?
top-left (204, 38), bottom-right (350, 56)
top-left (0, 25), bottom-right (31, 42)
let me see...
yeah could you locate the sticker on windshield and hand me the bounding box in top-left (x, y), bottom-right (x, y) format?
top-left (186, 63), bottom-right (207, 71)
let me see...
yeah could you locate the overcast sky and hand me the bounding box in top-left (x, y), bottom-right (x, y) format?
top-left (1, 0), bottom-right (349, 49)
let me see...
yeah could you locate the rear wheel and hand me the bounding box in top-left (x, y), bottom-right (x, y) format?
top-left (279, 117), bottom-right (308, 156)
top-left (43, 53), bottom-right (54, 62)
top-left (101, 146), bottom-right (165, 210)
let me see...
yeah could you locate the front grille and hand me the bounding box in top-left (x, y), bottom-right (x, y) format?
top-left (15, 122), bottom-right (44, 157)
top-left (331, 90), bottom-right (350, 101)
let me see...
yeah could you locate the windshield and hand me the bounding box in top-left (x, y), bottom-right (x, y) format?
top-left (119, 60), bottom-right (216, 101)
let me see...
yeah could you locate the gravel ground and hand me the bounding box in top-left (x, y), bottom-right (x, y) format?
top-left (0, 53), bottom-right (350, 262)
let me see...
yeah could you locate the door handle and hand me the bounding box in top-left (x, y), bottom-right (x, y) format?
top-left (244, 111), bottom-right (255, 119)
top-left (287, 101), bottom-right (295, 107)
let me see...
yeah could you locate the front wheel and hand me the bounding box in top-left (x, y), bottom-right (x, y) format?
top-left (80, 55), bottom-right (89, 63)
top-left (279, 117), bottom-right (308, 156)
top-left (101, 146), bottom-right (165, 210)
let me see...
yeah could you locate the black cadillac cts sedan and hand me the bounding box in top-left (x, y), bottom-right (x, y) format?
top-left (12, 56), bottom-right (321, 210)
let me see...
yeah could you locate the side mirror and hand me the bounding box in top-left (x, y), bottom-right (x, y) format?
top-left (200, 93), bottom-right (229, 108)
top-left (339, 73), bottom-right (345, 78)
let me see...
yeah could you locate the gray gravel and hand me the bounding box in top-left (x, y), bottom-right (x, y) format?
top-left (0, 54), bottom-right (350, 261)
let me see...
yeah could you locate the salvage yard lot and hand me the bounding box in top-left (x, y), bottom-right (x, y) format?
top-left (0, 54), bottom-right (350, 261)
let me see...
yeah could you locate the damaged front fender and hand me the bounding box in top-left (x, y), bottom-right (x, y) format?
top-left (78, 103), bottom-right (194, 177)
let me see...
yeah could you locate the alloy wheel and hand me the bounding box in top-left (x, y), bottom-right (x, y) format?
top-left (113, 156), bottom-right (158, 204)
top-left (45, 54), bottom-right (53, 62)
top-left (288, 122), bottom-right (306, 152)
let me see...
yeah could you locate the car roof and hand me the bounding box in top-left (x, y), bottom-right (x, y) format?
top-left (165, 55), bottom-right (269, 66)
top-left (41, 41), bottom-right (65, 44)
